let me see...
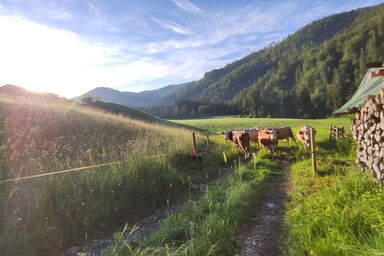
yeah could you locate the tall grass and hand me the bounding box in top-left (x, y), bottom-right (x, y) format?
top-left (285, 128), bottom-right (384, 255)
top-left (0, 96), bottom-right (218, 255)
top-left (111, 151), bottom-right (281, 255)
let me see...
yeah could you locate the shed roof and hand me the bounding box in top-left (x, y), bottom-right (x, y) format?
top-left (333, 67), bottom-right (384, 115)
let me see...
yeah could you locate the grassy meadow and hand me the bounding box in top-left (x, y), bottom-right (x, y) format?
top-left (0, 95), bottom-right (227, 255)
top-left (171, 116), bottom-right (352, 149)
top-left (109, 115), bottom-right (384, 255)
top-left (1, 99), bottom-right (383, 256)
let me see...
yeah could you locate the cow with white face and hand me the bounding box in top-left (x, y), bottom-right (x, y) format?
top-left (257, 129), bottom-right (279, 156)
top-left (221, 130), bottom-right (251, 159)
top-left (297, 125), bottom-right (311, 149)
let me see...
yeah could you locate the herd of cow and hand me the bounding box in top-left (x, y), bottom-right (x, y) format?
top-left (221, 125), bottom-right (313, 158)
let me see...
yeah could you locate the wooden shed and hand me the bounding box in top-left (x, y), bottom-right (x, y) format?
top-left (334, 62), bottom-right (384, 182)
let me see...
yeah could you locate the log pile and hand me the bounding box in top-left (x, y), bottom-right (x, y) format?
top-left (352, 88), bottom-right (384, 181)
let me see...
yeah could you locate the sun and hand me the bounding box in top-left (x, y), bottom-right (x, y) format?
top-left (0, 14), bottom-right (106, 98)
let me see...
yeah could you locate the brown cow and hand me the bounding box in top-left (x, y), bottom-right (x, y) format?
top-left (257, 127), bottom-right (295, 145)
top-left (258, 129), bottom-right (278, 156)
top-left (276, 127), bottom-right (296, 145)
top-left (245, 128), bottom-right (260, 145)
top-left (297, 125), bottom-right (311, 149)
top-left (221, 130), bottom-right (250, 158)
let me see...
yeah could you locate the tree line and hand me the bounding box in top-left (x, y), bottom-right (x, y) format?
top-left (143, 4), bottom-right (384, 119)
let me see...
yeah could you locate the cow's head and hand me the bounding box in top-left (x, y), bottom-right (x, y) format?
top-left (221, 130), bottom-right (233, 141)
top-left (266, 129), bottom-right (278, 141)
top-left (271, 129), bottom-right (278, 141)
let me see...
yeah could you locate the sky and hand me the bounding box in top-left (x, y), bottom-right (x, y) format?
top-left (0, 0), bottom-right (383, 98)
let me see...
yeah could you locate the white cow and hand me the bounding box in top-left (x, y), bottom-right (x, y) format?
top-left (297, 125), bottom-right (312, 149)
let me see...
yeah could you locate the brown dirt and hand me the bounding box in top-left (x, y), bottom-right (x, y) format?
top-left (235, 159), bottom-right (290, 256)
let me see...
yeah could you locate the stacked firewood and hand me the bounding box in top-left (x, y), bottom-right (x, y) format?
top-left (352, 88), bottom-right (384, 181)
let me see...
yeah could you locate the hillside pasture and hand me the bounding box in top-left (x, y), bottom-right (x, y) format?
top-left (0, 95), bottom-right (225, 255)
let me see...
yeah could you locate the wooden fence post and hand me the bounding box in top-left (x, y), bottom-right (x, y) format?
top-left (336, 127), bottom-right (340, 139)
top-left (192, 132), bottom-right (197, 166)
top-left (206, 134), bottom-right (210, 147)
top-left (329, 125), bottom-right (332, 140)
top-left (340, 127), bottom-right (344, 138)
top-left (310, 127), bottom-right (317, 176)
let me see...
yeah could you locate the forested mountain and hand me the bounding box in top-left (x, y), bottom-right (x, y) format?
top-left (78, 3), bottom-right (384, 119)
top-left (144, 3), bottom-right (384, 118)
top-left (75, 83), bottom-right (182, 107)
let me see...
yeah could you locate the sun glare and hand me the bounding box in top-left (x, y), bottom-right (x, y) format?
top-left (0, 14), bottom-right (117, 97)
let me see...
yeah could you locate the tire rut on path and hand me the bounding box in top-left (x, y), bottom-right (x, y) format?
top-left (235, 159), bottom-right (290, 256)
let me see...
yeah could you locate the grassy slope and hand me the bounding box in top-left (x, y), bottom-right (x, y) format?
top-left (0, 95), bottom-right (223, 255)
top-left (82, 100), bottom-right (199, 131)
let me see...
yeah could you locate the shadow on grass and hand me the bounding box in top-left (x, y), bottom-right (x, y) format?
top-left (317, 140), bottom-right (338, 152)
top-left (316, 157), bottom-right (351, 177)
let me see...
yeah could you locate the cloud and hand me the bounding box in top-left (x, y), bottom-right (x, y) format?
top-left (170, 0), bottom-right (205, 15)
top-left (151, 17), bottom-right (195, 36)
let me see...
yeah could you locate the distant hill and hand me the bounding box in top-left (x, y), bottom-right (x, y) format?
top-left (75, 83), bottom-right (182, 107)
top-left (0, 84), bottom-right (28, 95)
top-left (0, 84), bottom-right (63, 101)
top-left (77, 3), bottom-right (384, 118)
top-left (79, 98), bottom-right (184, 127)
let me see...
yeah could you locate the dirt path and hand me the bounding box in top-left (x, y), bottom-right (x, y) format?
top-left (235, 159), bottom-right (290, 256)
top-left (64, 205), bottom-right (179, 256)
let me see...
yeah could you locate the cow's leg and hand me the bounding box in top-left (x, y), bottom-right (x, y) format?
top-left (291, 135), bottom-right (297, 144)
top-left (232, 142), bottom-right (240, 152)
top-left (268, 145), bottom-right (276, 157)
top-left (245, 150), bottom-right (250, 159)
top-left (274, 141), bottom-right (278, 156)
top-left (241, 144), bottom-right (250, 159)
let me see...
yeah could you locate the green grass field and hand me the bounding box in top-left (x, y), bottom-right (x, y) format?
top-left (112, 115), bottom-right (384, 256)
top-left (171, 116), bottom-right (352, 144)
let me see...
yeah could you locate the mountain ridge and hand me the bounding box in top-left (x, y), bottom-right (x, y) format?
top-left (75, 83), bottom-right (184, 107)
top-left (78, 3), bottom-right (384, 118)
